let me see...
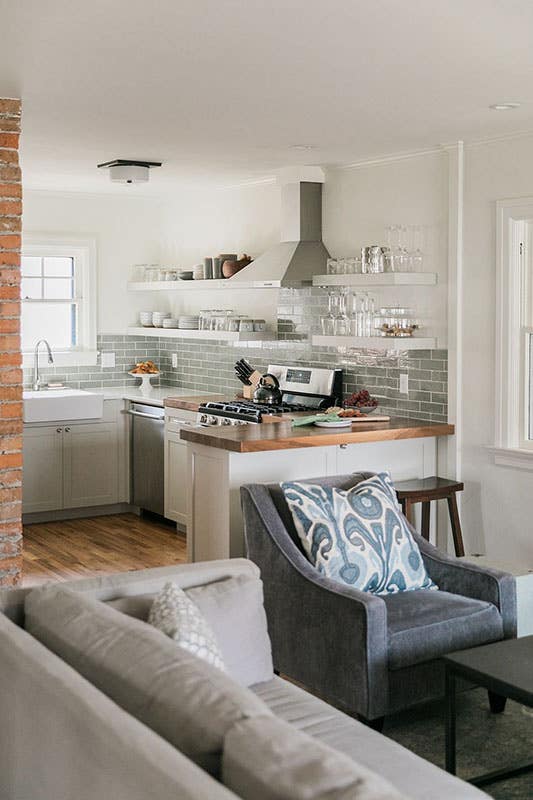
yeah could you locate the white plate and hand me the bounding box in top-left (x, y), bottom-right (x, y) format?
top-left (314, 419), bottom-right (353, 428)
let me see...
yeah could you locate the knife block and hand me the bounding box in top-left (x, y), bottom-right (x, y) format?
top-left (242, 371), bottom-right (262, 400)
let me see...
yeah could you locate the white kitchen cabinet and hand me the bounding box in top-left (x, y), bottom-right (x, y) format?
top-left (164, 408), bottom-right (197, 528)
top-left (22, 426), bottom-right (64, 513)
top-left (23, 400), bottom-right (128, 516)
top-left (63, 423), bottom-right (119, 508)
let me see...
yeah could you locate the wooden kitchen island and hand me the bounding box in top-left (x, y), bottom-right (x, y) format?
top-left (168, 396), bottom-right (454, 562)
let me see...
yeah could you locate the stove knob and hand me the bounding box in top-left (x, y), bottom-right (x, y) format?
top-left (199, 414), bottom-right (209, 425)
top-left (222, 418), bottom-right (232, 425)
top-left (208, 415), bottom-right (219, 426)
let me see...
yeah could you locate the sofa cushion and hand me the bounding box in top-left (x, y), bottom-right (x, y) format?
top-left (251, 677), bottom-right (488, 800)
top-left (281, 472), bottom-right (436, 595)
top-left (24, 584), bottom-right (271, 777)
top-left (147, 581), bottom-right (225, 670)
top-left (108, 574), bottom-right (274, 686)
top-left (384, 590), bottom-right (504, 670)
top-left (223, 715), bottom-right (406, 800)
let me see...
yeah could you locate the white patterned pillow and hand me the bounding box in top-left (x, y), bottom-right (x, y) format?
top-left (281, 472), bottom-right (437, 596)
top-left (148, 582), bottom-right (225, 671)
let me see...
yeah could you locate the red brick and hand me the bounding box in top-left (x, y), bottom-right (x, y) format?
top-left (0, 402), bottom-right (22, 419)
top-left (0, 452), bottom-right (22, 468)
top-left (0, 303), bottom-right (20, 318)
top-left (0, 184), bottom-right (21, 199)
top-left (0, 234), bottom-right (21, 249)
top-left (0, 134), bottom-right (19, 149)
top-left (0, 119), bottom-right (20, 134)
top-left (0, 434), bottom-right (21, 451)
top-left (0, 218), bottom-right (21, 233)
top-left (0, 419), bottom-right (22, 435)
top-left (0, 166), bottom-right (21, 183)
top-left (0, 320), bottom-right (19, 335)
top-left (0, 200), bottom-right (21, 216)
top-left (0, 539), bottom-right (22, 558)
top-left (0, 387), bottom-right (21, 401)
top-left (0, 487), bottom-right (21, 503)
top-left (0, 354), bottom-right (21, 367)
top-left (0, 150), bottom-right (18, 166)
top-left (0, 100), bottom-right (21, 115)
top-left (0, 471), bottom-right (22, 488)
top-left (0, 502), bottom-right (21, 521)
top-left (0, 334), bottom-right (20, 351)
top-left (0, 369), bottom-right (21, 385)
top-left (0, 253), bottom-right (20, 266)
top-left (0, 268), bottom-right (20, 283)
top-left (0, 286), bottom-right (20, 300)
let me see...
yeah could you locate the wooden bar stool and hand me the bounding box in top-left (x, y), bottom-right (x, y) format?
top-left (395, 476), bottom-right (465, 557)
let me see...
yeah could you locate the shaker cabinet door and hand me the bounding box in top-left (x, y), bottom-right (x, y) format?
top-left (63, 422), bottom-right (119, 509)
top-left (23, 426), bottom-right (64, 513)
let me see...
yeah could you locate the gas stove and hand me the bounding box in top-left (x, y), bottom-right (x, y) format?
top-left (197, 365), bottom-right (343, 426)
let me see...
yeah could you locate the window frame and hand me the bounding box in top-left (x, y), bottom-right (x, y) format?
top-left (492, 198), bottom-right (533, 469)
top-left (21, 235), bottom-right (97, 368)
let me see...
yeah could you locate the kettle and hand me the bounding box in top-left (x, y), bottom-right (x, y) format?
top-left (253, 373), bottom-right (282, 405)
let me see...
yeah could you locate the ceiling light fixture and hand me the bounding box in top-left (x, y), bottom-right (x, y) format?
top-left (289, 144), bottom-right (316, 151)
top-left (97, 159), bottom-right (162, 184)
top-left (489, 102), bottom-right (521, 111)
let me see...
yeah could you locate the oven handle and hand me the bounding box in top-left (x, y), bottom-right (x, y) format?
top-left (126, 409), bottom-right (165, 421)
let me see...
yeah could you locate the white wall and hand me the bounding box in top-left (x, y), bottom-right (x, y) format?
top-left (460, 133), bottom-right (533, 562)
top-left (23, 190), bottom-right (164, 334)
top-left (323, 153), bottom-right (449, 346)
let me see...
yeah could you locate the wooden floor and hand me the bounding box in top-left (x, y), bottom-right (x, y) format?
top-left (22, 513), bottom-right (187, 587)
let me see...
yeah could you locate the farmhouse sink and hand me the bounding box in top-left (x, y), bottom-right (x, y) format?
top-left (23, 389), bottom-right (104, 423)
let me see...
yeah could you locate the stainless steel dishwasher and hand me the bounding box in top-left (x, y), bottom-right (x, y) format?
top-left (128, 401), bottom-right (165, 516)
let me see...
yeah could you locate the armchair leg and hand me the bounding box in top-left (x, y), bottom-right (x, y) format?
top-left (359, 715), bottom-right (385, 733)
top-left (488, 690), bottom-right (507, 713)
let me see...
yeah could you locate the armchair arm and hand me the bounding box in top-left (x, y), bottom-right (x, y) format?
top-left (410, 527), bottom-right (517, 639)
top-left (241, 485), bottom-right (389, 720)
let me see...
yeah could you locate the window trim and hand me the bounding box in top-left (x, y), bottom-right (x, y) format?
top-left (22, 234), bottom-right (97, 367)
top-left (493, 198), bottom-right (533, 468)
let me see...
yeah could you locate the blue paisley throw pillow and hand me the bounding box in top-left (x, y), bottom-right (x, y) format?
top-left (281, 473), bottom-right (437, 595)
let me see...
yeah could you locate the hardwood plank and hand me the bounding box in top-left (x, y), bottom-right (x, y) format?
top-left (22, 513), bottom-right (187, 587)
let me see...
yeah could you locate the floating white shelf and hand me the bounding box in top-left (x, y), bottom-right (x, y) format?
top-left (127, 279), bottom-right (280, 291)
top-left (312, 272), bottom-right (437, 287)
top-left (311, 335), bottom-right (437, 350)
top-left (128, 326), bottom-right (273, 342)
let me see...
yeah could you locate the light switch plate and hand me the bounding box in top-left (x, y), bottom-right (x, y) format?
top-left (399, 373), bottom-right (409, 394)
top-left (172, 353), bottom-right (178, 368)
top-left (101, 352), bottom-right (116, 368)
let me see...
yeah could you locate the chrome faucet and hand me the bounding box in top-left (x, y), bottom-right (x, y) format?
top-left (32, 339), bottom-right (54, 391)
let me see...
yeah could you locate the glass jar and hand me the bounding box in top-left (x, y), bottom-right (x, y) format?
top-left (253, 319), bottom-right (266, 332)
top-left (239, 318), bottom-right (254, 333)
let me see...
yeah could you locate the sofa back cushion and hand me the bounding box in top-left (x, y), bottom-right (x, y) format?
top-left (24, 584), bottom-right (270, 776)
top-left (108, 574), bottom-right (274, 687)
top-left (223, 716), bottom-right (407, 800)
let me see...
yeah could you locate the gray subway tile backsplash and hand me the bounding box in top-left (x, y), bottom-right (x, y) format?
top-left (24, 288), bottom-right (448, 421)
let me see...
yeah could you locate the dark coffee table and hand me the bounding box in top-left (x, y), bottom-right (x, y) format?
top-left (443, 636), bottom-right (533, 788)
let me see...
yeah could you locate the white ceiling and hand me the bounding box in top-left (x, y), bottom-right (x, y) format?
top-left (2, 0), bottom-right (533, 194)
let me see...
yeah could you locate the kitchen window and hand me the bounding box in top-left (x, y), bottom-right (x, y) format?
top-left (21, 237), bottom-right (97, 367)
top-left (493, 199), bottom-right (533, 468)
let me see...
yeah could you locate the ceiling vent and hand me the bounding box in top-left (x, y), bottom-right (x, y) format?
top-left (97, 159), bottom-right (162, 184)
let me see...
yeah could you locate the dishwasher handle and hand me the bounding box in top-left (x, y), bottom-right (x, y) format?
top-left (126, 409), bottom-right (165, 421)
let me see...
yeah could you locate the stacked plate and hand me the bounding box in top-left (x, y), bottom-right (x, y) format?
top-left (152, 311), bottom-right (171, 328)
top-left (162, 317), bottom-right (179, 328)
top-left (178, 315), bottom-right (199, 330)
top-left (139, 311), bottom-right (153, 327)
top-left (192, 264), bottom-right (205, 280)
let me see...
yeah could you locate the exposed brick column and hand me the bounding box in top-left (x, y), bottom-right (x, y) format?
top-left (0, 99), bottom-right (22, 586)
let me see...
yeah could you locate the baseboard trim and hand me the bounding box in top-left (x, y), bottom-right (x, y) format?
top-left (23, 503), bottom-right (139, 525)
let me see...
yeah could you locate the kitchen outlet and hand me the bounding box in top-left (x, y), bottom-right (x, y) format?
top-left (171, 353), bottom-right (178, 368)
top-left (101, 352), bottom-right (116, 368)
top-left (399, 373), bottom-right (409, 394)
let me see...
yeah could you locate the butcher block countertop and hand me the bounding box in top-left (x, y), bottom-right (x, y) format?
top-left (164, 394), bottom-right (226, 411)
top-left (179, 415), bottom-right (455, 453)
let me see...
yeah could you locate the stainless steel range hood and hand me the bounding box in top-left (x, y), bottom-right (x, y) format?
top-left (230, 169), bottom-right (330, 287)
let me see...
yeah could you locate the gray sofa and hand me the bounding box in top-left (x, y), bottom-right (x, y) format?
top-left (0, 560), bottom-right (489, 800)
top-left (241, 473), bottom-right (516, 726)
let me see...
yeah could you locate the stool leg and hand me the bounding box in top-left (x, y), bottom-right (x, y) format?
top-left (403, 499), bottom-right (414, 526)
top-left (421, 501), bottom-right (431, 541)
top-left (447, 493), bottom-right (465, 557)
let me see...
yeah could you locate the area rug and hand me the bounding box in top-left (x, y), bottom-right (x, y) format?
top-left (386, 687), bottom-right (533, 799)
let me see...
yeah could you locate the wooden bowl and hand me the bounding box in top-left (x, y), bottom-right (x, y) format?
top-left (222, 256), bottom-right (252, 278)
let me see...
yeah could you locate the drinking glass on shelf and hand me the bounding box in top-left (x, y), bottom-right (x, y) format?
top-left (327, 258), bottom-right (338, 275)
top-left (336, 258), bottom-right (346, 275)
top-left (334, 289), bottom-right (350, 335)
top-left (345, 257), bottom-right (356, 275)
top-left (399, 226), bottom-right (411, 271)
top-left (408, 225), bottom-right (424, 271)
top-left (347, 292), bottom-right (360, 336)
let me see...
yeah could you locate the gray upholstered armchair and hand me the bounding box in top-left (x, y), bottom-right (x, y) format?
top-left (241, 472), bottom-right (517, 730)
